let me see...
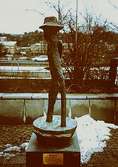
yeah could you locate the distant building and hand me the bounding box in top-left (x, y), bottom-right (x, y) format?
top-left (0, 36), bottom-right (7, 42)
top-left (0, 41), bottom-right (17, 55)
top-left (30, 41), bottom-right (47, 56)
top-left (16, 46), bottom-right (31, 56)
top-left (0, 36), bottom-right (17, 55)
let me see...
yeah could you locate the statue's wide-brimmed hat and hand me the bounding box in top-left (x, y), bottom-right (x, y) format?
top-left (39, 16), bottom-right (63, 30)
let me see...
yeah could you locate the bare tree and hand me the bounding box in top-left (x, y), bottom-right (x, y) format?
top-left (62, 11), bottom-right (111, 81)
top-left (45, 1), bottom-right (117, 88)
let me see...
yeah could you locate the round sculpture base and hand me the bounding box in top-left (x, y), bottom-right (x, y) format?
top-left (33, 115), bottom-right (77, 148)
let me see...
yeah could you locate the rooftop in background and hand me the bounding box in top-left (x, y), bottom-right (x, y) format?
top-left (32, 55), bottom-right (48, 62)
top-left (0, 41), bottom-right (17, 47)
top-left (0, 36), bottom-right (16, 47)
top-left (0, 36), bottom-right (7, 42)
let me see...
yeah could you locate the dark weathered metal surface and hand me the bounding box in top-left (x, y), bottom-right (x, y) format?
top-left (40, 16), bottom-right (66, 127)
top-left (27, 132), bottom-right (80, 152)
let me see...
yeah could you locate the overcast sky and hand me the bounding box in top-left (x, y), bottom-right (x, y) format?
top-left (0, 0), bottom-right (118, 34)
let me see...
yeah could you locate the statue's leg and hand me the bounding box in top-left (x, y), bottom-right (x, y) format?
top-left (59, 78), bottom-right (66, 127)
top-left (46, 81), bottom-right (58, 122)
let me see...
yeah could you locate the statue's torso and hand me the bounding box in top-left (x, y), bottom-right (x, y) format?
top-left (47, 41), bottom-right (64, 80)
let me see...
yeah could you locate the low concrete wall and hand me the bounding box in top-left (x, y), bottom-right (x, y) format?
top-left (0, 100), bottom-right (24, 123)
top-left (90, 100), bottom-right (115, 123)
top-left (0, 93), bottom-right (117, 124)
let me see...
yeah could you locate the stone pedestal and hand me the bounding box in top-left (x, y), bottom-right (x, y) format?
top-left (26, 132), bottom-right (80, 167)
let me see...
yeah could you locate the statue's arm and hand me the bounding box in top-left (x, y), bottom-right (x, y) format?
top-left (58, 40), bottom-right (62, 58)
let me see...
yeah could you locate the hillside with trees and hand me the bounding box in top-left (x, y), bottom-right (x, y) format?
top-left (1, 0), bottom-right (118, 93)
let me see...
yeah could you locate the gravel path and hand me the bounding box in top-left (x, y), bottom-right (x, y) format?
top-left (0, 124), bottom-right (33, 148)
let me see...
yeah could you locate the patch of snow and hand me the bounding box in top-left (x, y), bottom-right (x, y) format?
top-left (18, 56), bottom-right (28, 60)
top-left (4, 144), bottom-right (13, 148)
top-left (75, 114), bottom-right (118, 164)
top-left (0, 152), bottom-right (4, 157)
top-left (0, 142), bottom-right (29, 160)
top-left (20, 142), bottom-right (29, 151)
top-left (0, 66), bottom-right (47, 72)
top-left (4, 146), bottom-right (21, 153)
top-left (32, 55), bottom-right (48, 62)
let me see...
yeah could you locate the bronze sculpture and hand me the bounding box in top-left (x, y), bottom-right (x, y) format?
top-left (33, 16), bottom-right (77, 147)
top-left (39, 16), bottom-right (66, 127)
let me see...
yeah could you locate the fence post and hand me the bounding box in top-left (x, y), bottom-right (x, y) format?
top-left (109, 58), bottom-right (118, 86)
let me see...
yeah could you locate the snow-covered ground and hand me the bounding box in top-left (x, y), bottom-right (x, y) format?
top-left (75, 114), bottom-right (118, 164)
top-left (0, 66), bottom-right (49, 72)
top-left (0, 114), bottom-right (118, 164)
